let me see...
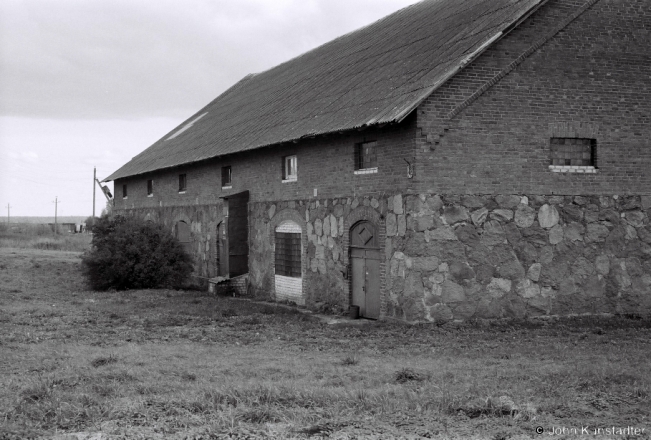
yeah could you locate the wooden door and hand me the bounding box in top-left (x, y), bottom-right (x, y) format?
top-left (225, 191), bottom-right (249, 277)
top-left (350, 221), bottom-right (381, 319)
top-left (216, 221), bottom-right (228, 277)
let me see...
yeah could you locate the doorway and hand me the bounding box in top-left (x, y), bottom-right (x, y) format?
top-left (217, 191), bottom-right (249, 278)
top-left (350, 221), bottom-right (381, 319)
top-left (216, 221), bottom-right (228, 277)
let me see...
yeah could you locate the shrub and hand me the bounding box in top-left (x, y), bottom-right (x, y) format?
top-left (84, 215), bottom-right (100, 232)
top-left (82, 215), bottom-right (193, 290)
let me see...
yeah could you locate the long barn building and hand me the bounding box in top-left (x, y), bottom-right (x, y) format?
top-left (105, 0), bottom-right (651, 322)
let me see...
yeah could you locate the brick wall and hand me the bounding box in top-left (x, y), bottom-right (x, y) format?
top-left (113, 115), bottom-right (418, 211)
top-left (110, 0), bottom-right (651, 321)
top-left (414, 0), bottom-right (651, 195)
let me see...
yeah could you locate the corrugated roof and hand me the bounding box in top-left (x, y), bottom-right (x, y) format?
top-left (105, 0), bottom-right (544, 182)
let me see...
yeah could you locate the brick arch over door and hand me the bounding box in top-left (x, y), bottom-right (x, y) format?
top-left (143, 211), bottom-right (159, 223)
top-left (172, 213), bottom-right (193, 255)
top-left (269, 209), bottom-right (307, 305)
top-left (344, 206), bottom-right (386, 319)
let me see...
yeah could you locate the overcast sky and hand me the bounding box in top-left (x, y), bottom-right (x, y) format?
top-left (0, 0), bottom-right (420, 218)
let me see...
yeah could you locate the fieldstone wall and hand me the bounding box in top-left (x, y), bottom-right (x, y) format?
top-left (386, 194), bottom-right (651, 323)
top-left (118, 204), bottom-right (224, 285)
top-left (122, 193), bottom-right (651, 322)
top-left (249, 197), bottom-right (387, 311)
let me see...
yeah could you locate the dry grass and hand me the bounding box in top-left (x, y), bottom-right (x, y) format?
top-left (0, 223), bottom-right (91, 253)
top-left (0, 247), bottom-right (650, 439)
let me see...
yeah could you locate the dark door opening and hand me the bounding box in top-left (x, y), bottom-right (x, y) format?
top-left (223, 191), bottom-right (249, 277)
top-left (216, 221), bottom-right (228, 277)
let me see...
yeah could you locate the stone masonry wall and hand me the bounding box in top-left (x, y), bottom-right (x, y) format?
top-left (117, 192), bottom-right (651, 323)
top-left (249, 197), bottom-right (387, 313)
top-left (119, 204), bottom-right (224, 285)
top-left (386, 193), bottom-right (651, 323)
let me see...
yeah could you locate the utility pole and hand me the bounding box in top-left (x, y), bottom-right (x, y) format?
top-left (5, 204), bottom-right (9, 224)
top-left (92, 167), bottom-right (96, 230)
top-left (53, 197), bottom-right (60, 235)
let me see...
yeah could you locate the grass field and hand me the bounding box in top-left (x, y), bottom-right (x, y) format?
top-left (0, 223), bottom-right (92, 253)
top-left (0, 245), bottom-right (650, 439)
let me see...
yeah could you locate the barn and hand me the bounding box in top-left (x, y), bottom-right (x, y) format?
top-left (104, 0), bottom-right (651, 322)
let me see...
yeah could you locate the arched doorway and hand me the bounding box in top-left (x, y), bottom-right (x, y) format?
top-left (350, 221), bottom-right (381, 319)
top-left (175, 221), bottom-right (191, 254)
top-left (274, 220), bottom-right (304, 305)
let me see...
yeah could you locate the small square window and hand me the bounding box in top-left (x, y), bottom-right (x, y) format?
top-left (282, 155), bottom-right (297, 181)
top-left (147, 179), bottom-right (153, 196)
top-left (354, 141), bottom-right (377, 170)
top-left (122, 184), bottom-right (127, 198)
top-left (550, 138), bottom-right (596, 166)
top-left (179, 174), bottom-right (187, 192)
top-left (222, 166), bottom-right (232, 188)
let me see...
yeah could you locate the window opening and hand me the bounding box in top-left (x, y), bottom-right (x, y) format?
top-left (179, 174), bottom-right (187, 192)
top-left (282, 155), bottom-right (297, 181)
top-left (275, 222), bottom-right (301, 277)
top-left (147, 179), bottom-right (153, 196)
top-left (222, 166), bottom-right (232, 188)
top-left (354, 141), bottom-right (377, 171)
top-left (122, 184), bottom-right (127, 198)
top-left (549, 138), bottom-right (597, 173)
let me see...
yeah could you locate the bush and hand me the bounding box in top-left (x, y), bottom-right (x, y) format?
top-left (82, 215), bottom-right (193, 290)
top-left (84, 215), bottom-right (99, 232)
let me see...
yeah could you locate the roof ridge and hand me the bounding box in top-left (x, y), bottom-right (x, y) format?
top-left (105, 0), bottom-right (551, 182)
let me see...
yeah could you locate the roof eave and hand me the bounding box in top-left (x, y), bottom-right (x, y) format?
top-left (103, 0), bottom-right (550, 183)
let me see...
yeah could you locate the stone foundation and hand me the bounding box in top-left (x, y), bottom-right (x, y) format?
top-left (120, 193), bottom-right (651, 322)
top-left (118, 204), bottom-right (224, 286)
top-left (386, 193), bottom-right (651, 322)
top-left (249, 198), bottom-right (358, 310)
top-left (249, 194), bottom-right (651, 322)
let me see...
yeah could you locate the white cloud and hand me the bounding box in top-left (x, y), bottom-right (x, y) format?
top-left (0, 0), bottom-right (419, 216)
top-left (0, 0), bottom-right (419, 119)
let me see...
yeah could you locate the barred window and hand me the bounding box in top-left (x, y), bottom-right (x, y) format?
top-left (550, 138), bottom-right (596, 167)
top-left (275, 232), bottom-right (301, 277)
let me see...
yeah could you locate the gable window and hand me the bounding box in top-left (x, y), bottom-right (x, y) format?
top-left (147, 179), bottom-right (153, 196)
top-left (179, 174), bottom-right (187, 192)
top-left (282, 155), bottom-right (297, 182)
top-left (122, 184), bottom-right (128, 198)
top-left (354, 141), bottom-right (378, 174)
top-left (222, 166), bottom-right (232, 188)
top-left (549, 138), bottom-right (597, 174)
